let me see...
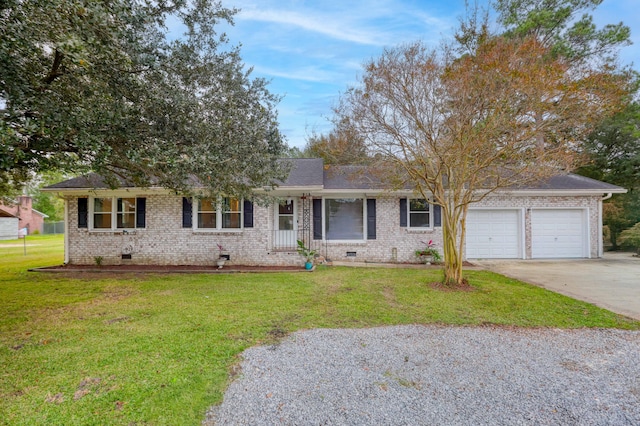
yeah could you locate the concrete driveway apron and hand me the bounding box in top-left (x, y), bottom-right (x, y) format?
top-left (474, 252), bottom-right (640, 321)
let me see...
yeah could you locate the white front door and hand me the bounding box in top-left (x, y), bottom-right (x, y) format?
top-left (275, 199), bottom-right (297, 249)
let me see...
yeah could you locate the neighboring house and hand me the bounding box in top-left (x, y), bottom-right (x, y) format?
top-left (43, 158), bottom-right (625, 266)
top-left (0, 196), bottom-right (49, 236)
top-left (0, 210), bottom-right (20, 240)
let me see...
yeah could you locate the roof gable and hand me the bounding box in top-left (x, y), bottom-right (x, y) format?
top-left (0, 209), bottom-right (18, 218)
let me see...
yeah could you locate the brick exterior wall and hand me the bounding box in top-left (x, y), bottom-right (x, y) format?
top-left (65, 192), bottom-right (601, 266)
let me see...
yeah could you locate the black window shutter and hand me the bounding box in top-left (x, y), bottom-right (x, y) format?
top-left (313, 198), bottom-right (322, 240)
top-left (433, 204), bottom-right (441, 227)
top-left (182, 197), bottom-right (192, 228)
top-left (78, 198), bottom-right (88, 228)
top-left (243, 200), bottom-right (254, 228)
top-left (367, 199), bottom-right (376, 240)
top-left (399, 198), bottom-right (407, 227)
top-left (136, 198), bottom-right (146, 228)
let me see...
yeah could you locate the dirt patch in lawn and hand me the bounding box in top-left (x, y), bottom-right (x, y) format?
top-left (428, 279), bottom-right (477, 292)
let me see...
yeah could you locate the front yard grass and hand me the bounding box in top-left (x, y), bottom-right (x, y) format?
top-left (1, 235), bottom-right (638, 425)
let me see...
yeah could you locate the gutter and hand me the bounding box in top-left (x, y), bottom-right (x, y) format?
top-left (63, 197), bottom-right (69, 264)
top-left (598, 193), bottom-right (613, 258)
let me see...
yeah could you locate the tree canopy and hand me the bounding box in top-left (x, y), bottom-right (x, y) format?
top-left (494, 0), bottom-right (631, 63)
top-left (0, 0), bottom-right (288, 197)
top-left (578, 102), bottom-right (640, 189)
top-left (303, 118), bottom-right (371, 165)
top-left (577, 101), bottom-right (640, 248)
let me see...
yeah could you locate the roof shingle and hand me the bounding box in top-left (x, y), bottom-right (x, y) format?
top-left (44, 159), bottom-right (625, 193)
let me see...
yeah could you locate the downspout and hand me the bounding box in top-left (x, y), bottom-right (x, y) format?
top-left (63, 195), bottom-right (69, 264)
top-left (599, 193), bottom-right (613, 258)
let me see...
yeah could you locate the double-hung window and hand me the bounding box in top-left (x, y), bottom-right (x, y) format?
top-left (93, 198), bottom-right (113, 229)
top-left (90, 197), bottom-right (144, 230)
top-left (197, 199), bottom-right (217, 228)
top-left (117, 198), bottom-right (136, 228)
top-left (195, 197), bottom-right (242, 230)
top-left (222, 198), bottom-right (241, 229)
top-left (409, 199), bottom-right (431, 228)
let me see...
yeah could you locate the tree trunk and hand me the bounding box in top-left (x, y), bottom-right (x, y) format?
top-left (441, 205), bottom-right (464, 285)
top-left (535, 110), bottom-right (545, 153)
top-left (610, 226), bottom-right (619, 250)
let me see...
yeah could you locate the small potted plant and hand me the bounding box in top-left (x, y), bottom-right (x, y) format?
top-left (216, 243), bottom-right (227, 269)
top-left (415, 240), bottom-right (442, 265)
top-left (296, 240), bottom-right (317, 270)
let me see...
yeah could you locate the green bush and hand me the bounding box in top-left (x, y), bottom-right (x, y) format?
top-left (619, 222), bottom-right (640, 254)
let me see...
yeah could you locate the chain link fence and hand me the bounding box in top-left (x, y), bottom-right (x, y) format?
top-left (43, 221), bottom-right (65, 234)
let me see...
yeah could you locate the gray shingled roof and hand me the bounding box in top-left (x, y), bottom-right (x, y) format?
top-left (45, 159), bottom-right (326, 190)
top-left (518, 173), bottom-right (624, 191)
top-left (278, 158), bottom-right (324, 187)
top-left (44, 159), bottom-right (624, 193)
top-left (323, 165), bottom-right (384, 189)
top-left (44, 173), bottom-right (132, 190)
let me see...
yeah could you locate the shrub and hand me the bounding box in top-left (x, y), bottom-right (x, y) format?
top-left (619, 223), bottom-right (640, 254)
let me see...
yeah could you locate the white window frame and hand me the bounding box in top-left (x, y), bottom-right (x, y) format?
top-left (196, 198), bottom-right (217, 229)
top-left (408, 198), bottom-right (433, 229)
top-left (89, 196), bottom-right (139, 230)
top-left (322, 197), bottom-right (367, 242)
top-left (193, 197), bottom-right (243, 231)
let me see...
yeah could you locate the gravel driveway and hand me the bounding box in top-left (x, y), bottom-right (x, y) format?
top-left (205, 325), bottom-right (640, 425)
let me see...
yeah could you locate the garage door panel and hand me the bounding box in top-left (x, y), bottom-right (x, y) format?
top-left (531, 209), bottom-right (586, 258)
top-left (466, 210), bottom-right (521, 259)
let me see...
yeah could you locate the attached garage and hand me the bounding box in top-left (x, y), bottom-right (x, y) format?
top-left (531, 209), bottom-right (588, 258)
top-left (466, 209), bottom-right (522, 259)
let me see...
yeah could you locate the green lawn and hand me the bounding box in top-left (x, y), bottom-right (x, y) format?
top-left (1, 234), bottom-right (638, 425)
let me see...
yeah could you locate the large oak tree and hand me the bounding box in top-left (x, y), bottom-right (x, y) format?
top-left (0, 0), bottom-right (288, 197)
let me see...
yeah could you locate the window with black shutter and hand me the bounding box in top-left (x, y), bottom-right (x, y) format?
top-left (399, 198), bottom-right (407, 227)
top-left (313, 198), bottom-right (322, 240)
top-left (366, 199), bottom-right (376, 240)
top-left (77, 198), bottom-right (88, 228)
top-left (434, 204), bottom-right (442, 227)
top-left (136, 198), bottom-right (146, 228)
top-left (182, 197), bottom-right (193, 228)
top-left (243, 200), bottom-right (254, 228)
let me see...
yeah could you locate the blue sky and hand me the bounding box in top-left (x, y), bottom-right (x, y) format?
top-left (216, 0), bottom-right (640, 149)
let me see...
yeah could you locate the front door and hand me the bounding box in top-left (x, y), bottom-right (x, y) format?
top-left (275, 199), bottom-right (297, 249)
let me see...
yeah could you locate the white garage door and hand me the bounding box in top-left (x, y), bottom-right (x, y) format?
top-left (466, 209), bottom-right (521, 259)
top-left (531, 209), bottom-right (587, 258)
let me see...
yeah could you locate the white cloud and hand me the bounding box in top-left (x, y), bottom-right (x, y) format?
top-left (252, 64), bottom-right (341, 83)
top-left (237, 8), bottom-right (389, 46)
